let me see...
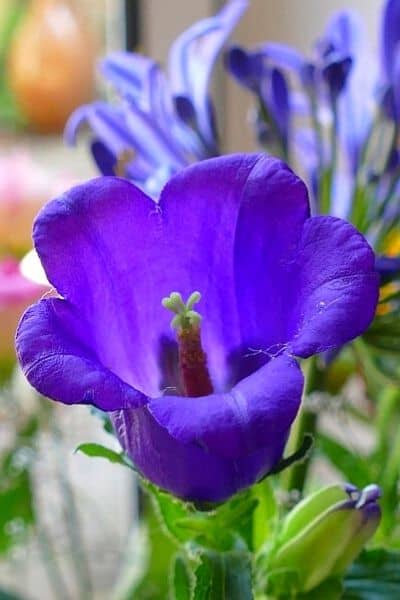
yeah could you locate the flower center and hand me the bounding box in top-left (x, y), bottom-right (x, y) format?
top-left (162, 291), bottom-right (213, 397)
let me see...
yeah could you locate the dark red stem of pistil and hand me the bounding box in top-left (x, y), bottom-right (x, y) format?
top-left (178, 326), bottom-right (213, 397)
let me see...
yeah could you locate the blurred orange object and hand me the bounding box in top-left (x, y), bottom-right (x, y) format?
top-left (7, 0), bottom-right (96, 133)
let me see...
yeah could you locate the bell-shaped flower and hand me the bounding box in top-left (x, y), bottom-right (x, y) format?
top-left (16, 154), bottom-right (378, 502)
top-left (66, 0), bottom-right (247, 195)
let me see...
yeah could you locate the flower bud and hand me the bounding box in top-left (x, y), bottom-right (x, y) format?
top-left (267, 483), bottom-right (381, 594)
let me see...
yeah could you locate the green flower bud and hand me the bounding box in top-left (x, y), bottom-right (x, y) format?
top-left (266, 484), bottom-right (381, 594)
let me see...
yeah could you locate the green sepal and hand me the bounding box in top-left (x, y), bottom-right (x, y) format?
top-left (171, 554), bottom-right (193, 600)
top-left (269, 501), bottom-right (377, 593)
top-left (277, 484), bottom-right (347, 547)
top-left (192, 548), bottom-right (253, 600)
top-left (269, 434), bottom-right (314, 476)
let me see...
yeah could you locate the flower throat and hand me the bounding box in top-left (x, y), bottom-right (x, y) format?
top-left (162, 291), bottom-right (213, 397)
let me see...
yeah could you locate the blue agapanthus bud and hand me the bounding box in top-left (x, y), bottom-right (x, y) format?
top-left (265, 483), bottom-right (381, 594)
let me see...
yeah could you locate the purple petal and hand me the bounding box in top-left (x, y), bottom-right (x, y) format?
top-left (322, 55), bottom-right (353, 99)
top-left (91, 140), bottom-right (116, 176)
top-left (16, 299), bottom-right (147, 411)
top-left (148, 353), bottom-right (303, 459)
top-left (65, 102), bottom-right (151, 170)
top-left (159, 154), bottom-right (309, 388)
top-left (123, 96), bottom-right (188, 169)
top-left (112, 405), bottom-right (289, 502)
top-left (29, 177), bottom-right (169, 396)
top-left (225, 45), bottom-right (265, 92)
top-left (268, 68), bottom-right (290, 141)
top-left (324, 10), bottom-right (363, 57)
top-left (289, 216), bottom-right (379, 357)
top-left (381, 0), bottom-right (400, 81)
top-left (260, 42), bottom-right (306, 74)
top-left (100, 52), bottom-right (157, 98)
top-left (168, 0), bottom-right (248, 145)
top-left (232, 155), bottom-right (309, 376)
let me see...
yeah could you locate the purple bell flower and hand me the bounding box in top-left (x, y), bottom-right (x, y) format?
top-left (16, 155), bottom-right (379, 502)
top-left (65, 0), bottom-right (247, 195)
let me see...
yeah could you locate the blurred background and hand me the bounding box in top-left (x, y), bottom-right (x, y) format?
top-left (0, 1), bottom-right (382, 599)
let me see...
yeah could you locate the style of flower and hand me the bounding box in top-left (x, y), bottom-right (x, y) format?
top-left (65, 0), bottom-right (247, 195)
top-left (16, 155), bottom-right (378, 501)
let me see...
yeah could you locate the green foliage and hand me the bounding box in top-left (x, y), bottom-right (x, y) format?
top-left (0, 417), bottom-right (38, 555)
top-left (192, 548), bottom-right (253, 600)
top-left (343, 549), bottom-right (400, 599)
top-left (75, 442), bottom-right (134, 470)
top-left (171, 555), bottom-right (192, 600)
top-left (363, 310), bottom-right (400, 354)
top-left (317, 435), bottom-right (371, 488)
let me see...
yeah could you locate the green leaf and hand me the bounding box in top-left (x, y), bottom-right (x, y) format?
top-left (75, 443), bottom-right (133, 469)
top-left (144, 482), bottom-right (196, 544)
top-left (299, 578), bottom-right (343, 599)
top-left (0, 416), bottom-right (39, 555)
top-left (171, 555), bottom-right (192, 600)
top-left (178, 492), bottom-right (259, 552)
top-left (193, 549), bottom-right (253, 600)
top-left (343, 549), bottom-right (400, 599)
top-left (317, 434), bottom-right (371, 487)
top-left (251, 479), bottom-right (277, 551)
top-left (363, 312), bottom-right (400, 353)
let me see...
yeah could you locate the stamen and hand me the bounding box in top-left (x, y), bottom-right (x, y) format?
top-left (162, 292), bottom-right (213, 397)
top-left (114, 149), bottom-right (135, 178)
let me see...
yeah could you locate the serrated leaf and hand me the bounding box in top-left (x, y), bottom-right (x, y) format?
top-left (144, 482), bottom-right (196, 544)
top-left (171, 555), bottom-right (192, 600)
top-left (343, 549), bottom-right (400, 599)
top-left (75, 443), bottom-right (133, 469)
top-left (193, 549), bottom-right (252, 600)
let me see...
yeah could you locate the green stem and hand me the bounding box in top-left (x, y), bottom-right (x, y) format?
top-left (284, 357), bottom-right (324, 493)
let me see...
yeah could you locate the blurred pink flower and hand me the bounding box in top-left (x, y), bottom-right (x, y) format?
top-left (0, 258), bottom-right (47, 361)
top-left (0, 150), bottom-right (76, 256)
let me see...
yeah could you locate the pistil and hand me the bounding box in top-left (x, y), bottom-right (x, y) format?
top-left (162, 291), bottom-right (213, 397)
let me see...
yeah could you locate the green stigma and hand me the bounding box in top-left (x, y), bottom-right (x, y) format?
top-left (162, 291), bottom-right (202, 331)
